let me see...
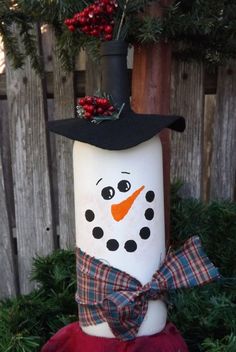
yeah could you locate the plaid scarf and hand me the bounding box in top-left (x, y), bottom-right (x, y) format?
top-left (76, 236), bottom-right (220, 341)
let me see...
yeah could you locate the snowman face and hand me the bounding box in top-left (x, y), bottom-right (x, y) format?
top-left (73, 136), bottom-right (165, 284)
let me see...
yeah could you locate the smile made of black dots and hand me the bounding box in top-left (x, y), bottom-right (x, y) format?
top-left (85, 189), bottom-right (155, 253)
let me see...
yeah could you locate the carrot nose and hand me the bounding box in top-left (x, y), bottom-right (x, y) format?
top-left (111, 185), bottom-right (145, 222)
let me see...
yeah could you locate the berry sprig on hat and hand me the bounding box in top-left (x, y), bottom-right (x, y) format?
top-left (64, 0), bottom-right (118, 41)
top-left (76, 95), bottom-right (124, 123)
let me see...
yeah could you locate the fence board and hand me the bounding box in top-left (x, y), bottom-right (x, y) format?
top-left (0, 99), bottom-right (15, 229)
top-left (51, 30), bottom-right (75, 248)
top-left (41, 24), bottom-right (53, 73)
top-left (5, 26), bottom-right (54, 294)
top-left (210, 62), bottom-right (236, 200)
top-left (0, 146), bottom-right (17, 298)
top-left (203, 95), bottom-right (216, 202)
top-left (170, 61), bottom-right (204, 199)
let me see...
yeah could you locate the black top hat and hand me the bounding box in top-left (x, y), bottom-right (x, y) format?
top-left (48, 41), bottom-right (185, 151)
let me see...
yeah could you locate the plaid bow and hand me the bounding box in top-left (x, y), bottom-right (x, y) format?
top-left (76, 236), bottom-right (220, 341)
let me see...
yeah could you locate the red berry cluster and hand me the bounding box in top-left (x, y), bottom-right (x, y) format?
top-left (77, 96), bottom-right (116, 119)
top-left (64, 0), bottom-right (117, 41)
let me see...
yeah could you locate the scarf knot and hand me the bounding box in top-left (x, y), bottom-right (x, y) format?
top-left (76, 236), bottom-right (220, 341)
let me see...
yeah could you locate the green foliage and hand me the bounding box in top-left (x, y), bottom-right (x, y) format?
top-left (1, 0), bottom-right (236, 70)
top-left (170, 184), bottom-right (236, 277)
top-left (201, 334), bottom-right (236, 352)
top-left (163, 0), bottom-right (236, 68)
top-left (0, 187), bottom-right (235, 351)
top-left (0, 250), bottom-right (77, 352)
top-left (169, 183), bottom-right (236, 351)
top-left (168, 282), bottom-right (236, 351)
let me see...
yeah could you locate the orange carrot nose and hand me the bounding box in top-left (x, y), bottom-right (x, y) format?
top-left (111, 185), bottom-right (145, 222)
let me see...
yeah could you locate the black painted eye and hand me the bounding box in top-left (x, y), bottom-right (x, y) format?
top-left (118, 180), bottom-right (131, 193)
top-left (101, 186), bottom-right (115, 200)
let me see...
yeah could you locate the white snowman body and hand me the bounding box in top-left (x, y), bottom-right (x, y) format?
top-left (73, 135), bottom-right (167, 338)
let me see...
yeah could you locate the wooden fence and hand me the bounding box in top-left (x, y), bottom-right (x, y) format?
top-left (0, 27), bottom-right (235, 299)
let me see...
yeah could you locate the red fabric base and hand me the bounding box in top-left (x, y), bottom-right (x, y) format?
top-left (41, 322), bottom-right (188, 352)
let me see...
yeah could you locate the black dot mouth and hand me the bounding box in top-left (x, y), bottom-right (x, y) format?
top-left (145, 208), bottom-right (154, 220)
top-left (139, 227), bottom-right (151, 240)
top-left (85, 209), bottom-right (95, 222)
top-left (124, 240), bottom-right (137, 253)
top-left (92, 227), bottom-right (104, 239)
top-left (106, 239), bottom-right (119, 251)
top-left (146, 190), bottom-right (155, 202)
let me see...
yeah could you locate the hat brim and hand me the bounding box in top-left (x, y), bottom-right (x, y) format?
top-left (47, 111), bottom-right (185, 150)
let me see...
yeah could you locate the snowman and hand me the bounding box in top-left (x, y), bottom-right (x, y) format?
top-left (73, 134), bottom-right (167, 338)
top-left (42, 41), bottom-right (219, 352)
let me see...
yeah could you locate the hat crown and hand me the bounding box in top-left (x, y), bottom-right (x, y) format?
top-left (101, 40), bottom-right (131, 112)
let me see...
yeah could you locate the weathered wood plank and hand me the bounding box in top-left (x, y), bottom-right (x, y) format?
top-left (75, 49), bottom-right (86, 71)
top-left (170, 61), bottom-right (204, 199)
top-left (209, 62), bottom-right (236, 200)
top-left (202, 95), bottom-right (216, 202)
top-left (0, 144), bottom-right (17, 298)
top-left (0, 71), bottom-right (85, 98)
top-left (51, 29), bottom-right (76, 249)
top-left (41, 24), bottom-right (53, 72)
top-left (5, 26), bottom-right (54, 294)
top-left (0, 36), bottom-right (5, 74)
top-left (0, 100), bottom-right (15, 229)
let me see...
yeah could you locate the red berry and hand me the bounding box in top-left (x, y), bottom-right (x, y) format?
top-left (91, 29), bottom-right (99, 37)
top-left (68, 25), bottom-right (75, 32)
top-left (104, 25), bottom-right (113, 34)
top-left (64, 19), bottom-right (71, 25)
top-left (74, 14), bottom-right (80, 21)
top-left (87, 105), bottom-right (95, 113)
top-left (90, 17), bottom-right (96, 24)
top-left (97, 107), bottom-right (104, 115)
top-left (84, 112), bottom-right (92, 119)
top-left (79, 16), bottom-right (87, 25)
top-left (100, 98), bottom-right (109, 106)
top-left (78, 98), bottom-right (86, 106)
top-left (94, 6), bottom-right (102, 14)
top-left (104, 33), bottom-right (112, 41)
top-left (83, 104), bottom-right (91, 111)
top-left (106, 5), bottom-right (114, 14)
top-left (108, 105), bottom-right (115, 112)
top-left (99, 2), bottom-right (105, 9)
top-left (96, 98), bottom-right (103, 105)
top-left (85, 96), bottom-right (94, 104)
top-left (82, 25), bottom-right (90, 33)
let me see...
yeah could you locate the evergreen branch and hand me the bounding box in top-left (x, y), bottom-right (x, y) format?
top-left (116, 0), bottom-right (129, 40)
top-left (131, 16), bottom-right (163, 43)
top-left (0, 22), bottom-right (24, 68)
top-left (19, 22), bottom-right (43, 73)
top-left (1, 0), bottom-right (236, 70)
